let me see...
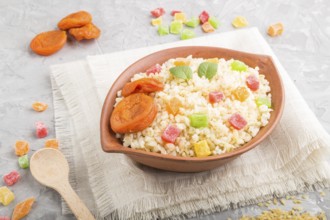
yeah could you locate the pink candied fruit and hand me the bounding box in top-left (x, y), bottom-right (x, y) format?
top-left (35, 121), bottom-right (48, 138)
top-left (161, 125), bottom-right (181, 143)
top-left (209, 91), bottom-right (224, 103)
top-left (228, 113), bottom-right (247, 130)
top-left (171, 10), bottom-right (182, 16)
top-left (199, 11), bottom-right (209, 24)
top-left (0, 217), bottom-right (10, 220)
top-left (146, 64), bottom-right (162, 75)
top-left (3, 171), bottom-right (20, 186)
top-left (151, 8), bottom-right (165, 18)
top-left (246, 75), bottom-right (260, 91)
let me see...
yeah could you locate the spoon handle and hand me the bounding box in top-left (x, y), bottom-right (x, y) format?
top-left (57, 181), bottom-right (95, 220)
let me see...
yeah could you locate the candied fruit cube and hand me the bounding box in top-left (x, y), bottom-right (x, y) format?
top-left (202, 22), bottom-right (215, 33)
top-left (199, 11), bottom-right (209, 24)
top-left (3, 171), bottom-right (20, 186)
top-left (14, 140), bottom-right (29, 156)
top-left (146, 64), bottom-right (162, 75)
top-left (256, 97), bottom-right (271, 108)
top-left (268, 23), bottom-right (284, 37)
top-left (209, 92), bottom-right (224, 104)
top-left (166, 97), bottom-right (182, 115)
top-left (158, 25), bottom-right (169, 36)
top-left (45, 139), bottom-right (59, 149)
top-left (161, 125), bottom-right (181, 143)
top-left (151, 16), bottom-right (162, 26)
top-left (174, 58), bottom-right (190, 66)
top-left (18, 155), bottom-right (29, 169)
top-left (181, 29), bottom-right (195, 40)
top-left (233, 87), bottom-right (250, 102)
top-left (170, 21), bottom-right (183, 34)
top-left (0, 186), bottom-right (15, 206)
top-left (151, 8), bottom-right (165, 18)
top-left (208, 16), bottom-right (220, 29)
top-left (184, 16), bottom-right (200, 28)
top-left (246, 75), bottom-right (260, 91)
top-left (193, 140), bottom-right (211, 157)
top-left (189, 113), bottom-right (208, 128)
top-left (0, 216), bottom-right (10, 220)
top-left (11, 197), bottom-right (35, 220)
top-left (171, 10), bottom-right (182, 16)
top-left (206, 58), bottom-right (219, 63)
top-left (35, 121), bottom-right (48, 138)
top-left (228, 113), bottom-right (247, 130)
top-left (174, 12), bottom-right (186, 23)
top-left (32, 101), bottom-right (48, 112)
top-left (231, 60), bottom-right (248, 72)
top-left (232, 16), bottom-right (248, 28)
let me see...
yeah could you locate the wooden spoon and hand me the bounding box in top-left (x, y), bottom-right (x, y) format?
top-left (30, 148), bottom-right (95, 220)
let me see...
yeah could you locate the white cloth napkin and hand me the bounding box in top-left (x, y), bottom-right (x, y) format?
top-left (50, 28), bottom-right (330, 220)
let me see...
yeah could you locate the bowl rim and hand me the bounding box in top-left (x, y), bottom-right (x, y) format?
top-left (100, 46), bottom-right (285, 163)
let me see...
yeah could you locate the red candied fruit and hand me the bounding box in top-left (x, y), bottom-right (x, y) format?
top-left (151, 8), bottom-right (165, 18)
top-left (161, 125), bottom-right (181, 143)
top-left (0, 217), bottom-right (10, 220)
top-left (199, 11), bottom-right (210, 24)
top-left (146, 64), bottom-right (162, 75)
top-left (171, 10), bottom-right (182, 16)
top-left (3, 171), bottom-right (20, 186)
top-left (246, 75), bottom-right (260, 91)
top-left (228, 113), bottom-right (247, 130)
top-left (209, 92), bottom-right (224, 104)
top-left (36, 121), bottom-right (48, 138)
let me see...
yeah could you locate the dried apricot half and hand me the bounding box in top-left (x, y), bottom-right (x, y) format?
top-left (122, 78), bottom-right (164, 97)
top-left (110, 93), bottom-right (157, 133)
top-left (30, 30), bottom-right (67, 56)
top-left (69, 23), bottom-right (101, 41)
top-left (58, 11), bottom-right (92, 30)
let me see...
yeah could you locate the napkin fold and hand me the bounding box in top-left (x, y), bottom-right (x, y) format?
top-left (50, 28), bottom-right (330, 220)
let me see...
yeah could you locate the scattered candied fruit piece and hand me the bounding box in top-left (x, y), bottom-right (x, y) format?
top-left (267, 23), bottom-right (284, 37)
top-left (231, 60), bottom-right (248, 72)
top-left (189, 113), bottom-right (208, 128)
top-left (35, 121), bottom-right (48, 138)
top-left (184, 16), bottom-right (200, 28)
top-left (69, 23), bottom-right (101, 41)
top-left (32, 101), bottom-right (48, 112)
top-left (3, 171), bottom-right (20, 186)
top-left (209, 91), bottom-right (224, 104)
top-left (158, 25), bottom-right (169, 36)
top-left (174, 58), bottom-right (190, 66)
top-left (199, 11), bottom-right (209, 24)
top-left (193, 140), bottom-right (211, 157)
top-left (246, 75), bottom-right (260, 91)
top-left (45, 139), bottom-right (59, 149)
top-left (14, 140), bottom-right (29, 156)
top-left (233, 87), bottom-right (250, 102)
top-left (30, 30), bottom-right (67, 56)
top-left (171, 10), bottom-right (182, 16)
top-left (151, 8), bottom-right (165, 18)
top-left (174, 12), bottom-right (187, 23)
top-left (170, 21), bottom-right (183, 34)
top-left (228, 113), bottom-right (247, 130)
top-left (146, 64), bottom-right (162, 75)
top-left (208, 16), bottom-right (220, 29)
top-left (161, 125), bottom-right (181, 143)
top-left (202, 22), bottom-right (215, 33)
top-left (11, 197), bottom-right (35, 220)
top-left (18, 155), bottom-right (29, 169)
top-left (57, 11), bottom-right (92, 30)
top-left (0, 216), bottom-right (10, 220)
top-left (0, 186), bottom-right (15, 206)
top-left (181, 29), bottom-right (196, 40)
top-left (232, 16), bottom-right (248, 28)
top-left (122, 78), bottom-right (164, 97)
top-left (151, 16), bottom-right (162, 26)
top-left (206, 58), bottom-right (219, 63)
top-left (166, 97), bottom-right (182, 115)
top-left (256, 97), bottom-right (271, 108)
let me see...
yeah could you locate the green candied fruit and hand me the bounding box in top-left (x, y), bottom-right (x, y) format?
top-left (181, 29), bottom-right (196, 40)
top-left (170, 21), bottom-right (183, 34)
top-left (158, 25), bottom-right (169, 36)
top-left (256, 97), bottom-right (272, 108)
top-left (189, 113), bottom-right (208, 128)
top-left (184, 16), bottom-right (200, 28)
top-left (231, 60), bottom-right (248, 72)
top-left (208, 16), bottom-right (220, 29)
top-left (18, 155), bottom-right (29, 169)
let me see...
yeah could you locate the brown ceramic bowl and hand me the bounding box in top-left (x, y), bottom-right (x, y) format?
top-left (100, 46), bottom-right (284, 172)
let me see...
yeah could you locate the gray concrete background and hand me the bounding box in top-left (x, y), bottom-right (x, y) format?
top-left (0, 0), bottom-right (329, 219)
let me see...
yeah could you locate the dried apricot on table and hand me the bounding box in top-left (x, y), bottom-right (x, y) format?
top-left (30, 30), bottom-right (67, 56)
top-left (32, 101), bottom-right (48, 112)
top-left (57, 11), bottom-right (92, 30)
top-left (11, 197), bottom-right (35, 220)
top-left (121, 78), bottom-right (164, 97)
top-left (69, 23), bottom-right (101, 41)
top-left (268, 23), bottom-right (284, 37)
top-left (110, 93), bottom-right (158, 133)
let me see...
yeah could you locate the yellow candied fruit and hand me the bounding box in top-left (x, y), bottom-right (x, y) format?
top-left (0, 186), bottom-right (15, 206)
top-left (206, 58), bottom-right (219, 63)
top-left (32, 101), bottom-right (48, 112)
top-left (15, 140), bottom-right (30, 156)
top-left (166, 97), bottom-right (182, 115)
top-left (45, 139), bottom-right (59, 149)
top-left (202, 22), bottom-right (215, 33)
top-left (193, 140), bottom-right (211, 157)
top-left (232, 16), bottom-right (248, 28)
top-left (151, 16), bottom-right (162, 26)
top-left (174, 12), bottom-right (186, 22)
top-left (174, 58), bottom-right (190, 66)
top-left (267, 23), bottom-right (283, 37)
top-left (232, 87), bottom-right (250, 102)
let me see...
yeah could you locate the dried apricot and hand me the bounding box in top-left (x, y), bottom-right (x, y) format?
top-left (57, 11), bottom-right (92, 30)
top-left (30, 30), bottom-right (67, 56)
top-left (110, 93), bottom-right (157, 133)
top-left (69, 23), bottom-right (101, 41)
top-left (121, 78), bottom-right (164, 97)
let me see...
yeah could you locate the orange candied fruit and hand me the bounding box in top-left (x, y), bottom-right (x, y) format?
top-left (11, 197), bottom-right (35, 220)
top-left (202, 22), bottom-right (215, 33)
top-left (14, 141), bottom-right (30, 156)
top-left (166, 97), bottom-right (182, 115)
top-left (174, 58), bottom-right (190, 66)
top-left (267, 23), bottom-right (284, 37)
top-left (232, 87), bottom-right (250, 102)
top-left (32, 101), bottom-right (48, 112)
top-left (44, 139), bottom-right (59, 149)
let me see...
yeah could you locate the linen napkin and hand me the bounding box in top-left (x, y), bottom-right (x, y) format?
top-left (50, 28), bottom-right (330, 219)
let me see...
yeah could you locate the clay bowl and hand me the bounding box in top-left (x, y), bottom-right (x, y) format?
top-left (100, 46), bottom-right (284, 173)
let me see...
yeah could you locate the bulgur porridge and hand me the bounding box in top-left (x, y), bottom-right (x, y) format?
top-left (110, 56), bottom-right (272, 157)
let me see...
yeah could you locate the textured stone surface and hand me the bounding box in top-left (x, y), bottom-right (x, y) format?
top-left (0, 0), bottom-right (329, 219)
